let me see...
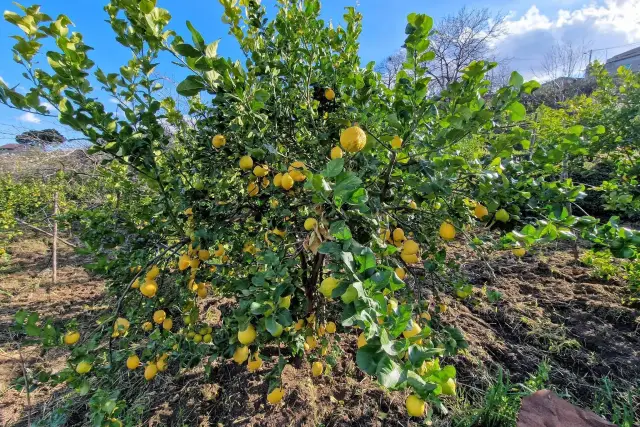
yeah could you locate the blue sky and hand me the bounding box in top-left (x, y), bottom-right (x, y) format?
top-left (1, 0), bottom-right (639, 143)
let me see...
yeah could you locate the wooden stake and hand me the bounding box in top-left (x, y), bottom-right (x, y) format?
top-left (52, 191), bottom-right (58, 286)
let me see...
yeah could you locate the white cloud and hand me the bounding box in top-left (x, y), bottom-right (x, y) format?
top-left (494, 0), bottom-right (640, 79)
top-left (109, 97), bottom-right (119, 104)
top-left (41, 102), bottom-right (55, 113)
top-left (17, 112), bottom-right (41, 124)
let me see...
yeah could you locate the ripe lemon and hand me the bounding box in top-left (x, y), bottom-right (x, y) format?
top-left (113, 317), bottom-right (130, 336)
top-left (198, 249), bottom-right (210, 261)
top-left (214, 244), bottom-right (225, 257)
top-left (131, 279), bottom-right (140, 289)
top-left (184, 207), bottom-right (193, 216)
top-left (142, 321), bottom-right (153, 331)
top-left (402, 240), bottom-right (419, 255)
top-left (325, 321), bottom-right (336, 334)
top-left (400, 253), bottom-right (419, 264)
top-left (420, 312), bottom-right (431, 321)
top-left (289, 169), bottom-right (306, 182)
top-left (495, 208), bottom-right (510, 223)
top-left (306, 335), bottom-right (318, 350)
top-left (391, 135), bottom-right (402, 149)
top-left (178, 254), bottom-right (190, 271)
top-left (262, 177), bottom-right (270, 188)
top-left (273, 173), bottom-right (283, 187)
top-left (162, 318), bottom-right (173, 331)
top-left (319, 277), bottom-right (338, 298)
top-left (247, 354), bottom-right (263, 372)
top-left (403, 321), bottom-right (422, 339)
top-left (140, 281), bottom-right (157, 298)
top-left (253, 165), bottom-right (269, 177)
top-left (64, 331), bottom-right (80, 345)
top-left (233, 345), bottom-right (249, 364)
top-left (238, 324), bottom-right (257, 345)
top-left (281, 173), bottom-right (294, 190)
top-left (325, 88), bottom-right (335, 100)
top-left (392, 228), bottom-right (405, 242)
top-left (294, 319), bottom-right (305, 331)
top-left (311, 361), bottom-right (323, 377)
top-left (304, 218), bottom-right (317, 231)
top-left (247, 182), bottom-right (259, 197)
top-left (156, 354), bottom-right (169, 372)
top-left (75, 361), bottom-right (92, 374)
top-left (441, 378), bottom-right (456, 395)
top-left (474, 203), bottom-right (488, 219)
top-left (267, 387), bottom-right (285, 404)
top-left (212, 134), bottom-right (226, 148)
top-left (512, 248), bottom-right (526, 257)
top-left (387, 298), bottom-right (398, 313)
top-left (144, 363), bottom-right (158, 380)
top-left (406, 394), bottom-right (426, 417)
top-left (357, 332), bottom-right (367, 348)
top-left (340, 125), bottom-right (367, 153)
top-left (146, 265), bottom-right (160, 280)
top-left (330, 146), bottom-right (343, 159)
top-left (279, 295), bottom-right (291, 309)
top-left (395, 267), bottom-right (406, 280)
top-left (239, 155), bottom-right (253, 170)
top-left (126, 354), bottom-right (140, 370)
top-left (153, 310), bottom-right (166, 324)
top-left (289, 161), bottom-right (305, 170)
top-left (190, 258), bottom-right (200, 269)
top-left (439, 221), bottom-right (456, 241)
top-left (409, 200), bottom-right (417, 209)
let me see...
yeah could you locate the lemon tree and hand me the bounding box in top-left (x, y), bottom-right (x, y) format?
top-left (2, 0), bottom-right (639, 424)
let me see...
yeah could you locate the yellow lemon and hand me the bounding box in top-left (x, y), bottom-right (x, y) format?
top-left (400, 253), bottom-right (419, 264)
top-left (441, 378), bottom-right (456, 395)
top-left (126, 354), bottom-right (140, 370)
top-left (239, 155), bottom-right (253, 170)
top-left (406, 394), bottom-right (426, 417)
top-left (113, 317), bottom-right (130, 336)
top-left (289, 169), bottom-right (306, 182)
top-left (178, 254), bottom-right (190, 271)
top-left (294, 319), bottom-right (305, 331)
top-left (146, 265), bottom-right (160, 280)
top-left (198, 249), bottom-right (210, 261)
top-left (144, 363), bottom-right (158, 380)
top-left (131, 279), bottom-right (140, 289)
top-left (409, 200), bottom-right (417, 209)
top-left (247, 354), bottom-right (263, 372)
top-left (319, 277), bottom-right (338, 298)
top-left (289, 161), bottom-right (305, 171)
top-left (184, 207), bottom-right (193, 216)
top-left (325, 321), bottom-right (336, 334)
top-left (273, 173), bottom-right (283, 187)
top-left (306, 335), bottom-right (318, 350)
top-left (402, 240), bottom-right (419, 255)
top-left (340, 125), bottom-right (367, 153)
top-left (330, 146), bottom-right (343, 159)
top-left (247, 181), bottom-right (259, 197)
top-left (394, 267), bottom-right (406, 280)
top-left (238, 324), bottom-right (257, 345)
top-left (212, 134), bottom-right (226, 148)
top-left (253, 165), bottom-right (269, 177)
top-left (281, 173), bottom-right (294, 190)
top-left (357, 332), bottom-right (367, 348)
top-left (233, 345), bottom-right (249, 364)
top-left (262, 177), bottom-right (270, 188)
top-left (512, 248), bottom-right (526, 257)
top-left (304, 218), bottom-right (317, 231)
top-left (153, 310), bottom-right (166, 324)
top-left (474, 203), bottom-right (488, 219)
top-left (311, 361), bottom-right (323, 377)
top-left (140, 281), bottom-right (157, 298)
top-left (75, 361), bottom-right (92, 374)
top-left (142, 321), bottom-right (153, 331)
top-left (267, 387), bottom-right (285, 404)
top-left (64, 331), bottom-right (80, 345)
top-left (391, 135), bottom-right (402, 149)
top-left (403, 321), bottom-right (422, 339)
top-left (325, 88), bottom-right (335, 100)
top-left (392, 228), bottom-right (405, 242)
top-left (214, 244), bottom-right (225, 257)
top-left (420, 312), bottom-right (431, 321)
top-left (439, 221), bottom-right (456, 241)
top-left (162, 318), bottom-right (173, 331)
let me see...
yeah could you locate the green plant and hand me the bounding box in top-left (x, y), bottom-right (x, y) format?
top-left (591, 377), bottom-right (638, 427)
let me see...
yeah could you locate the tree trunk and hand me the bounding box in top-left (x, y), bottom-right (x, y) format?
top-left (52, 191), bottom-right (58, 286)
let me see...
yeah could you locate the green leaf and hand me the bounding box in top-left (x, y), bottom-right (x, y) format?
top-left (174, 43), bottom-right (201, 58)
top-left (176, 75), bottom-right (205, 97)
top-left (323, 158), bottom-right (344, 178)
top-left (507, 102), bottom-right (526, 122)
top-left (356, 346), bottom-right (379, 375)
top-left (205, 40), bottom-right (220, 58)
top-left (15, 310), bottom-right (28, 324)
top-left (376, 356), bottom-right (402, 388)
top-left (186, 20), bottom-right (205, 50)
top-left (329, 221), bottom-right (352, 241)
top-left (140, 0), bottom-right (156, 14)
top-left (508, 71), bottom-right (524, 88)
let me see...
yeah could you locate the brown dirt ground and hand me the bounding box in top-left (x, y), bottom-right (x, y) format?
top-left (1, 235), bottom-right (638, 426)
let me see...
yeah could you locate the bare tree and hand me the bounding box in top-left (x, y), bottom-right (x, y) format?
top-left (375, 49), bottom-right (407, 89)
top-left (426, 7), bottom-right (507, 92)
top-left (532, 41), bottom-right (592, 105)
